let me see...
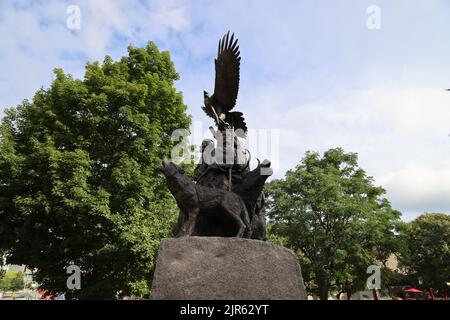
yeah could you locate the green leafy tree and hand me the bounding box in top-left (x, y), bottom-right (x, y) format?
top-left (0, 42), bottom-right (191, 299)
top-left (10, 272), bottom-right (25, 291)
top-left (266, 148), bottom-right (403, 300)
top-left (0, 272), bottom-right (25, 292)
top-left (400, 213), bottom-right (450, 294)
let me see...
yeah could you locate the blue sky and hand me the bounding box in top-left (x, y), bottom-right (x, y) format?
top-left (1, 0), bottom-right (450, 220)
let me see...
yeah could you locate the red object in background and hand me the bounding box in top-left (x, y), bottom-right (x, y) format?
top-left (402, 288), bottom-right (423, 294)
top-left (399, 288), bottom-right (448, 300)
top-left (38, 290), bottom-right (54, 300)
top-left (429, 289), bottom-right (436, 300)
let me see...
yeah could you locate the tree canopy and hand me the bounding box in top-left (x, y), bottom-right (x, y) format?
top-left (399, 213), bottom-right (450, 294)
top-left (0, 271), bottom-right (25, 292)
top-left (265, 148), bottom-right (404, 299)
top-left (0, 42), bottom-right (190, 299)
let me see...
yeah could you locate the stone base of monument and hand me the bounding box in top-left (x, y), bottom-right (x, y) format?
top-left (151, 237), bottom-right (306, 300)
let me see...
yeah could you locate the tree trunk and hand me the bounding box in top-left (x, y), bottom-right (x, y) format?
top-left (317, 277), bottom-right (329, 300)
top-left (346, 291), bottom-right (352, 300)
top-left (372, 289), bottom-right (380, 300)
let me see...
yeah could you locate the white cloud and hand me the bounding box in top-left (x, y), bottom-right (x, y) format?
top-left (378, 165), bottom-right (450, 218)
top-left (0, 0), bottom-right (191, 111)
top-left (79, 0), bottom-right (134, 58)
top-left (150, 7), bottom-right (189, 31)
top-left (238, 81), bottom-right (450, 217)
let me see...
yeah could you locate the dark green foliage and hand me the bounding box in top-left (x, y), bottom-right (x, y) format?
top-left (0, 42), bottom-right (191, 299)
top-left (399, 213), bottom-right (450, 294)
top-left (266, 148), bottom-right (403, 299)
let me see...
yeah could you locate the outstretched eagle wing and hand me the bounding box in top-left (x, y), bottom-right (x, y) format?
top-left (201, 103), bottom-right (217, 121)
top-left (213, 31), bottom-right (241, 111)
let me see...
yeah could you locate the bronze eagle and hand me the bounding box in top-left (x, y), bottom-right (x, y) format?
top-left (203, 31), bottom-right (247, 134)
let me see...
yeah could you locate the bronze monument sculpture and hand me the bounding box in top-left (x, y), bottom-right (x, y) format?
top-left (161, 31), bottom-right (272, 240)
top-left (152, 32), bottom-right (306, 300)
